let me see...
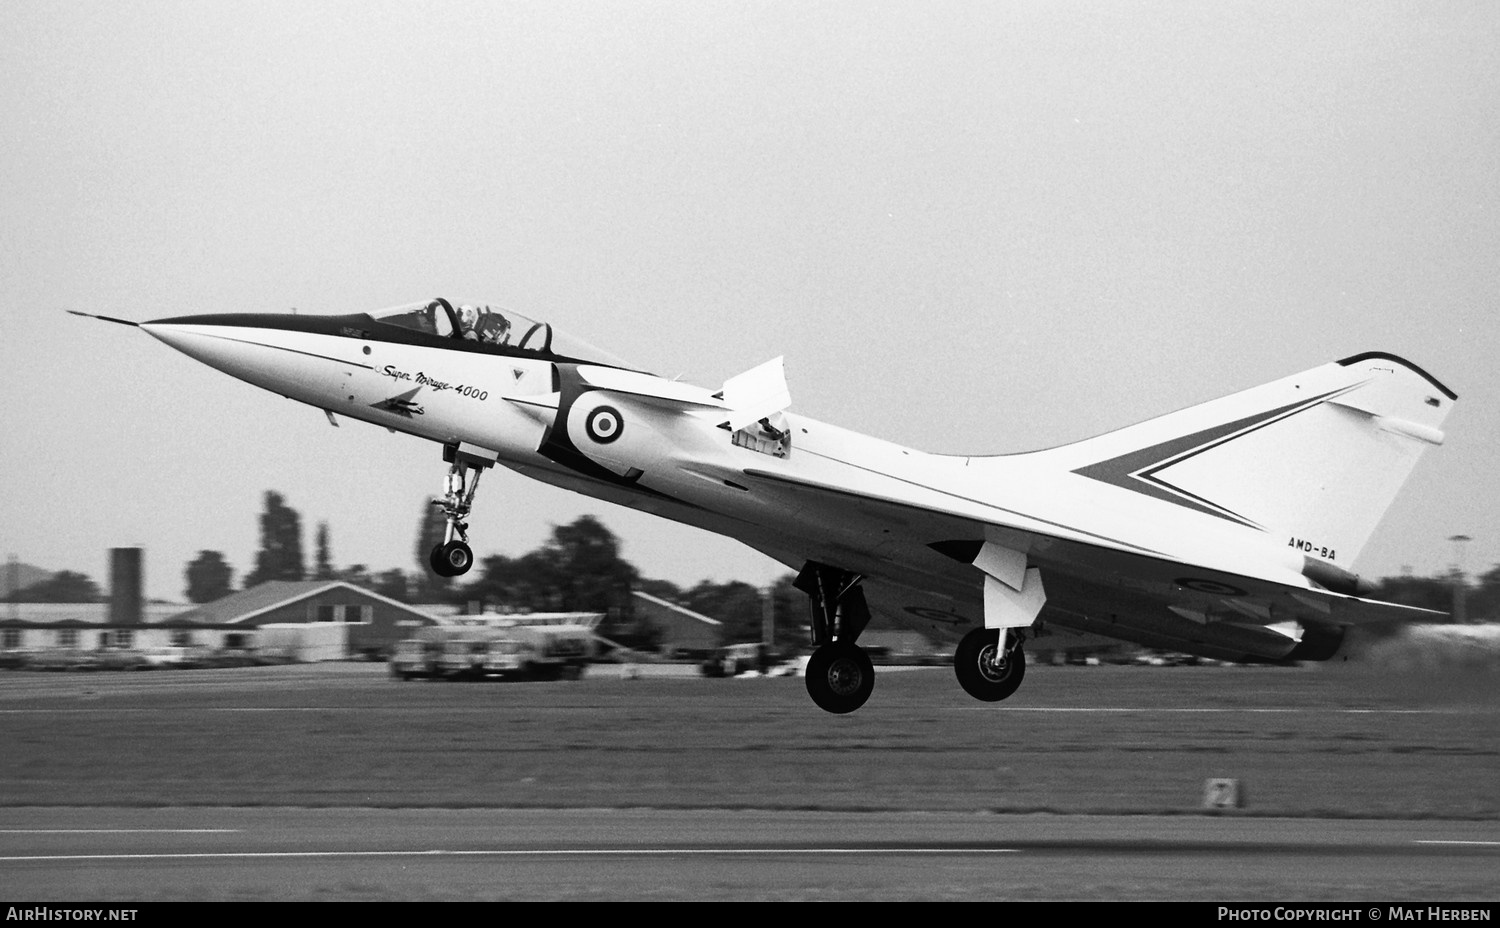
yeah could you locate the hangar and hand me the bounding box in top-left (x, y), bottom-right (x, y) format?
top-left (166, 580), bottom-right (440, 659)
top-left (0, 612), bottom-right (250, 655)
top-left (630, 590), bottom-right (722, 657)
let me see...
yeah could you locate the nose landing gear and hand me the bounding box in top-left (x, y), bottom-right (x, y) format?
top-left (429, 443), bottom-right (498, 578)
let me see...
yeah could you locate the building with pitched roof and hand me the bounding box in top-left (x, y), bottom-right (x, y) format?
top-left (165, 580), bottom-right (440, 658)
top-left (630, 590), bottom-right (723, 657)
top-left (2, 581), bottom-right (441, 660)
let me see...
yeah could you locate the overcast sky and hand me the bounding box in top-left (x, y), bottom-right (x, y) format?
top-left (3, 1), bottom-right (1497, 603)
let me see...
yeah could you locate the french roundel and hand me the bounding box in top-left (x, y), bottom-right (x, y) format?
top-left (585, 405), bottom-right (624, 444)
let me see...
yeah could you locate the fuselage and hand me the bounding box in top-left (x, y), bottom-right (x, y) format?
top-left (137, 301), bottom-right (1371, 660)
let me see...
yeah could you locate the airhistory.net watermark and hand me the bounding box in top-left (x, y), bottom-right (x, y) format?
top-left (5, 910), bottom-right (137, 922)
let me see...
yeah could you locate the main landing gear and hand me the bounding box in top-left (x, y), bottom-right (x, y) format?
top-left (794, 563), bottom-right (876, 714)
top-left (429, 443), bottom-right (496, 578)
top-left (953, 627), bottom-right (1026, 702)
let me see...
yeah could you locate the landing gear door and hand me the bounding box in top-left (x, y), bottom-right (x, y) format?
top-left (722, 357), bottom-right (792, 458)
top-left (721, 357), bottom-right (790, 432)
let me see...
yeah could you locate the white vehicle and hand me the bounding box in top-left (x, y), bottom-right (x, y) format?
top-left (435, 636), bottom-right (490, 680)
top-left (480, 625), bottom-right (594, 680)
top-left (77, 298), bottom-right (1457, 713)
top-left (139, 646), bottom-right (190, 668)
top-left (391, 624), bottom-right (593, 681)
top-left (389, 638), bottom-right (437, 680)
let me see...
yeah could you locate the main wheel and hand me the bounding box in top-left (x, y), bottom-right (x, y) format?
top-left (804, 642), bottom-right (875, 714)
top-left (430, 540), bottom-right (474, 577)
top-left (953, 628), bottom-right (1025, 702)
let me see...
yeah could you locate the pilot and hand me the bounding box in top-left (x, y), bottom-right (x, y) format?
top-left (473, 308), bottom-right (511, 345)
top-left (457, 304), bottom-right (481, 340)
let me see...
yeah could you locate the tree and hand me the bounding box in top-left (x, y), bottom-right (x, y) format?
top-left (456, 515), bottom-right (639, 615)
top-left (12, 571), bottom-right (101, 603)
top-left (314, 522), bottom-right (334, 580)
top-left (184, 551), bottom-right (234, 603)
top-left (1368, 572), bottom-right (1455, 616)
top-left (674, 575), bottom-right (802, 650)
top-left (373, 568), bottom-right (410, 602)
top-left (336, 564), bottom-right (372, 589)
top-left (549, 515), bottom-right (639, 614)
top-left (243, 491), bottom-right (304, 588)
top-left (683, 580), bottom-right (765, 643)
top-left (1469, 564), bottom-right (1500, 622)
top-left (766, 574), bottom-right (803, 650)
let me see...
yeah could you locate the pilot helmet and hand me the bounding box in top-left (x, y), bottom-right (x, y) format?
top-left (457, 304), bottom-right (479, 329)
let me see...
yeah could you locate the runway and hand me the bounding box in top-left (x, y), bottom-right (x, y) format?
top-left (2, 662), bottom-right (1497, 900)
top-left (2, 807), bottom-right (1497, 901)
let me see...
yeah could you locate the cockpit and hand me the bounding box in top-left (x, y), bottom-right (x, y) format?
top-left (367, 298), bottom-right (630, 368)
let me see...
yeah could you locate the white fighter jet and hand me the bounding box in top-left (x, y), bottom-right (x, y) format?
top-left (74, 298), bottom-right (1457, 713)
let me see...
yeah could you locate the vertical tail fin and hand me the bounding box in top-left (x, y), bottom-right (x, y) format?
top-left (1028, 353), bottom-right (1456, 566)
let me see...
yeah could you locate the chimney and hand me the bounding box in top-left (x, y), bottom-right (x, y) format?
top-left (109, 547), bottom-right (143, 626)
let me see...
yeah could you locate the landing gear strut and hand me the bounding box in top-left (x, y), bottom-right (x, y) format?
top-left (429, 443), bottom-right (496, 578)
top-left (794, 562), bottom-right (875, 714)
top-left (953, 627), bottom-right (1026, 702)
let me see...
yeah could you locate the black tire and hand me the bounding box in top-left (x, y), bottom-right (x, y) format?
top-left (953, 628), bottom-right (1025, 702)
top-left (804, 642), bottom-right (875, 714)
top-left (429, 543), bottom-right (452, 577)
top-left (439, 540), bottom-right (473, 576)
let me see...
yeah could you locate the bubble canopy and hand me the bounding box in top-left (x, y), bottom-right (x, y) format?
top-left (368, 298), bottom-right (631, 368)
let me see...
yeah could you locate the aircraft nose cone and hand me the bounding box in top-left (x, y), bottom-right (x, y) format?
top-left (139, 320), bottom-right (241, 368)
top-left (139, 319), bottom-right (268, 380)
top-left (140, 314), bottom-right (344, 403)
top-left (139, 320), bottom-right (195, 351)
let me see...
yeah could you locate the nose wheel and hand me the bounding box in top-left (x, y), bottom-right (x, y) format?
top-left (429, 443), bottom-right (497, 578)
top-left (430, 539), bottom-right (474, 578)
